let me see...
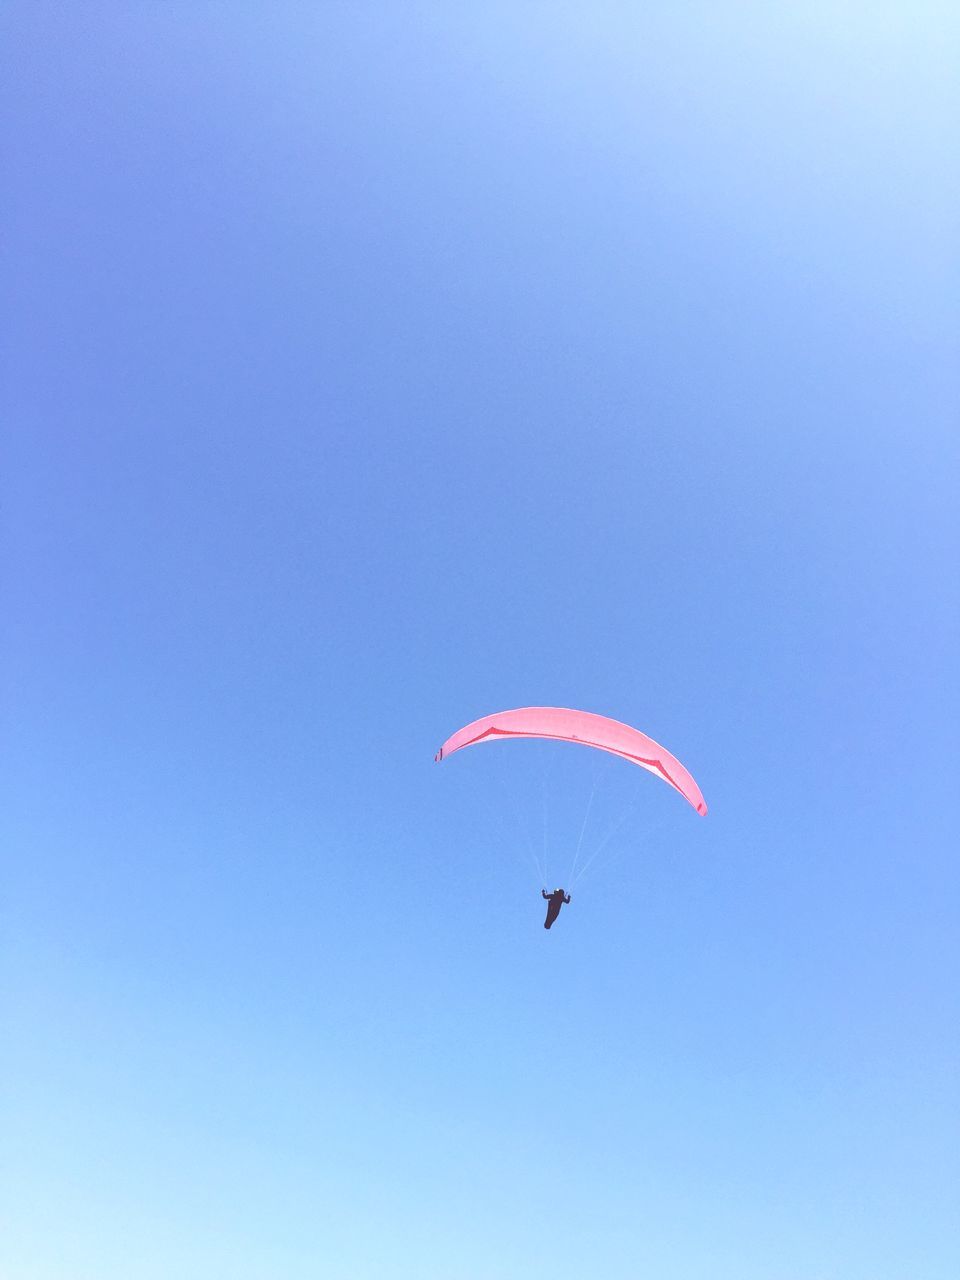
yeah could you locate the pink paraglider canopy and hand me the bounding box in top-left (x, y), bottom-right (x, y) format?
top-left (435, 706), bottom-right (707, 816)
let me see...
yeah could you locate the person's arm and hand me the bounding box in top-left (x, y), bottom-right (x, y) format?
top-left (542, 889), bottom-right (550, 900)
top-left (564, 894), bottom-right (571, 903)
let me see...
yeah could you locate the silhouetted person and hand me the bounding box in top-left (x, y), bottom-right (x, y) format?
top-left (542, 888), bottom-right (571, 929)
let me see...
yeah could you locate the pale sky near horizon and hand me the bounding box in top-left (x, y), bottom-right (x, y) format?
top-left (2, 5), bottom-right (958, 1278)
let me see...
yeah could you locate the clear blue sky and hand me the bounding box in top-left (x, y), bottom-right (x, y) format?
top-left (2, 5), bottom-right (957, 1278)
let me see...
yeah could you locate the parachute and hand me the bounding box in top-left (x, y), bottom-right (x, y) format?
top-left (435, 706), bottom-right (706, 816)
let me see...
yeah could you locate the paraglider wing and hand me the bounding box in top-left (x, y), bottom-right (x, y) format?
top-left (435, 706), bottom-right (707, 816)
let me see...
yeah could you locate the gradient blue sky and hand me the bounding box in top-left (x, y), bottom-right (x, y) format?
top-left (2, 5), bottom-right (958, 1278)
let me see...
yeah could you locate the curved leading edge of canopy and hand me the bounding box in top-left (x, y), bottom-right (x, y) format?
top-left (435, 706), bottom-right (707, 816)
